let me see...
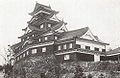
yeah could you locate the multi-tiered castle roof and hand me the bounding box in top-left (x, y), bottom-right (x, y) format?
top-left (11, 3), bottom-right (120, 64)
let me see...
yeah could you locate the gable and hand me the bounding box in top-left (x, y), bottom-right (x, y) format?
top-left (41, 31), bottom-right (53, 36)
top-left (81, 29), bottom-right (98, 41)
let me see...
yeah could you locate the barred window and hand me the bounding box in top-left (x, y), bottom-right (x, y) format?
top-left (32, 34), bottom-right (34, 37)
top-left (39, 38), bottom-right (41, 42)
top-left (42, 47), bottom-right (46, 52)
top-left (26, 51), bottom-right (29, 55)
top-left (55, 36), bottom-right (58, 40)
top-left (102, 49), bottom-right (106, 52)
top-left (27, 36), bottom-right (29, 39)
top-left (76, 44), bottom-right (81, 48)
top-left (58, 45), bottom-right (61, 50)
top-left (64, 55), bottom-right (70, 60)
top-left (94, 47), bottom-right (99, 51)
top-left (85, 46), bottom-right (90, 50)
top-left (63, 44), bottom-right (67, 49)
top-left (32, 49), bottom-right (37, 54)
top-left (45, 36), bottom-right (48, 41)
top-left (69, 43), bottom-right (73, 48)
top-left (23, 53), bottom-right (26, 57)
top-left (40, 24), bottom-right (44, 28)
top-left (48, 23), bottom-right (51, 27)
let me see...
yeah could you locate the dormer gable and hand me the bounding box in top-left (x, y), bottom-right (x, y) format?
top-left (81, 28), bottom-right (98, 41)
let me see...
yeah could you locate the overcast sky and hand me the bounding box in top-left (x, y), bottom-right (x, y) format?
top-left (0, 0), bottom-right (120, 65)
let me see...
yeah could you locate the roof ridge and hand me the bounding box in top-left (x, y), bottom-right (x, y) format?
top-left (66, 27), bottom-right (89, 33)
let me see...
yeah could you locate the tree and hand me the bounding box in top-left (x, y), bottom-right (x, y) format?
top-left (88, 74), bottom-right (93, 78)
top-left (73, 65), bottom-right (84, 78)
top-left (0, 65), bottom-right (3, 71)
top-left (13, 54), bottom-right (60, 78)
top-left (4, 64), bottom-right (13, 75)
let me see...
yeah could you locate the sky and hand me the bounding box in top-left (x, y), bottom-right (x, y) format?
top-left (0, 0), bottom-right (120, 65)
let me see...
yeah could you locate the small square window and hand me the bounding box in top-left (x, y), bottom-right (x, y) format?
top-left (85, 46), bottom-right (90, 50)
top-left (69, 43), bottom-right (73, 48)
top-left (40, 24), bottom-right (44, 28)
top-left (58, 45), bottom-right (61, 50)
top-left (94, 47), bottom-right (99, 51)
top-left (63, 44), bottom-right (67, 49)
top-left (45, 37), bottom-right (48, 41)
top-left (55, 36), bottom-right (58, 40)
top-left (42, 47), bottom-right (46, 52)
top-left (48, 24), bottom-right (51, 27)
top-left (32, 49), bottom-right (37, 54)
top-left (102, 49), bottom-right (106, 52)
top-left (39, 38), bottom-right (41, 42)
top-left (64, 55), bottom-right (70, 60)
top-left (32, 34), bottom-right (34, 37)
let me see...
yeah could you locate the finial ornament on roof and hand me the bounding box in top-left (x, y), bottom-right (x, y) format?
top-left (49, 4), bottom-right (51, 9)
top-left (35, 1), bottom-right (38, 3)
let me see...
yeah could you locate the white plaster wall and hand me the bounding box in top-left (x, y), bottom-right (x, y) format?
top-left (76, 39), bottom-right (106, 52)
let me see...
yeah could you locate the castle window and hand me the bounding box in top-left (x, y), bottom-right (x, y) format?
top-left (64, 55), bottom-right (70, 60)
top-left (58, 45), bottom-right (61, 50)
top-left (40, 24), bottom-right (44, 28)
top-left (39, 38), bottom-right (41, 42)
top-left (55, 36), bottom-right (58, 40)
top-left (48, 23), bottom-right (51, 27)
top-left (76, 44), bottom-right (81, 48)
top-left (63, 44), bottom-right (67, 49)
top-left (102, 49), bottom-right (106, 52)
top-left (69, 43), bottom-right (73, 48)
top-left (32, 49), bottom-right (37, 54)
top-left (42, 47), bottom-right (46, 52)
top-left (23, 53), bottom-right (26, 57)
top-left (85, 46), bottom-right (90, 50)
top-left (21, 39), bottom-right (25, 41)
top-left (32, 34), bottom-right (34, 37)
top-left (27, 36), bottom-right (29, 39)
top-left (45, 36), bottom-right (48, 41)
top-left (94, 47), bottom-right (99, 51)
top-left (26, 51), bottom-right (29, 55)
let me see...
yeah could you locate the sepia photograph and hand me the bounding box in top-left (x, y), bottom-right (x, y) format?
top-left (0, 0), bottom-right (120, 78)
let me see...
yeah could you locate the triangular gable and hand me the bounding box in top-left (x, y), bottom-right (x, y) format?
top-left (55, 25), bottom-right (68, 33)
top-left (49, 14), bottom-right (60, 22)
top-left (81, 29), bottom-right (98, 41)
top-left (41, 31), bottom-right (53, 36)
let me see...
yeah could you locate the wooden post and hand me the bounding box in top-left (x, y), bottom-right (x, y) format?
top-left (118, 54), bottom-right (120, 63)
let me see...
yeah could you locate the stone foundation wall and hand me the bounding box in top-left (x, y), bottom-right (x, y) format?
top-left (12, 56), bottom-right (120, 78)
